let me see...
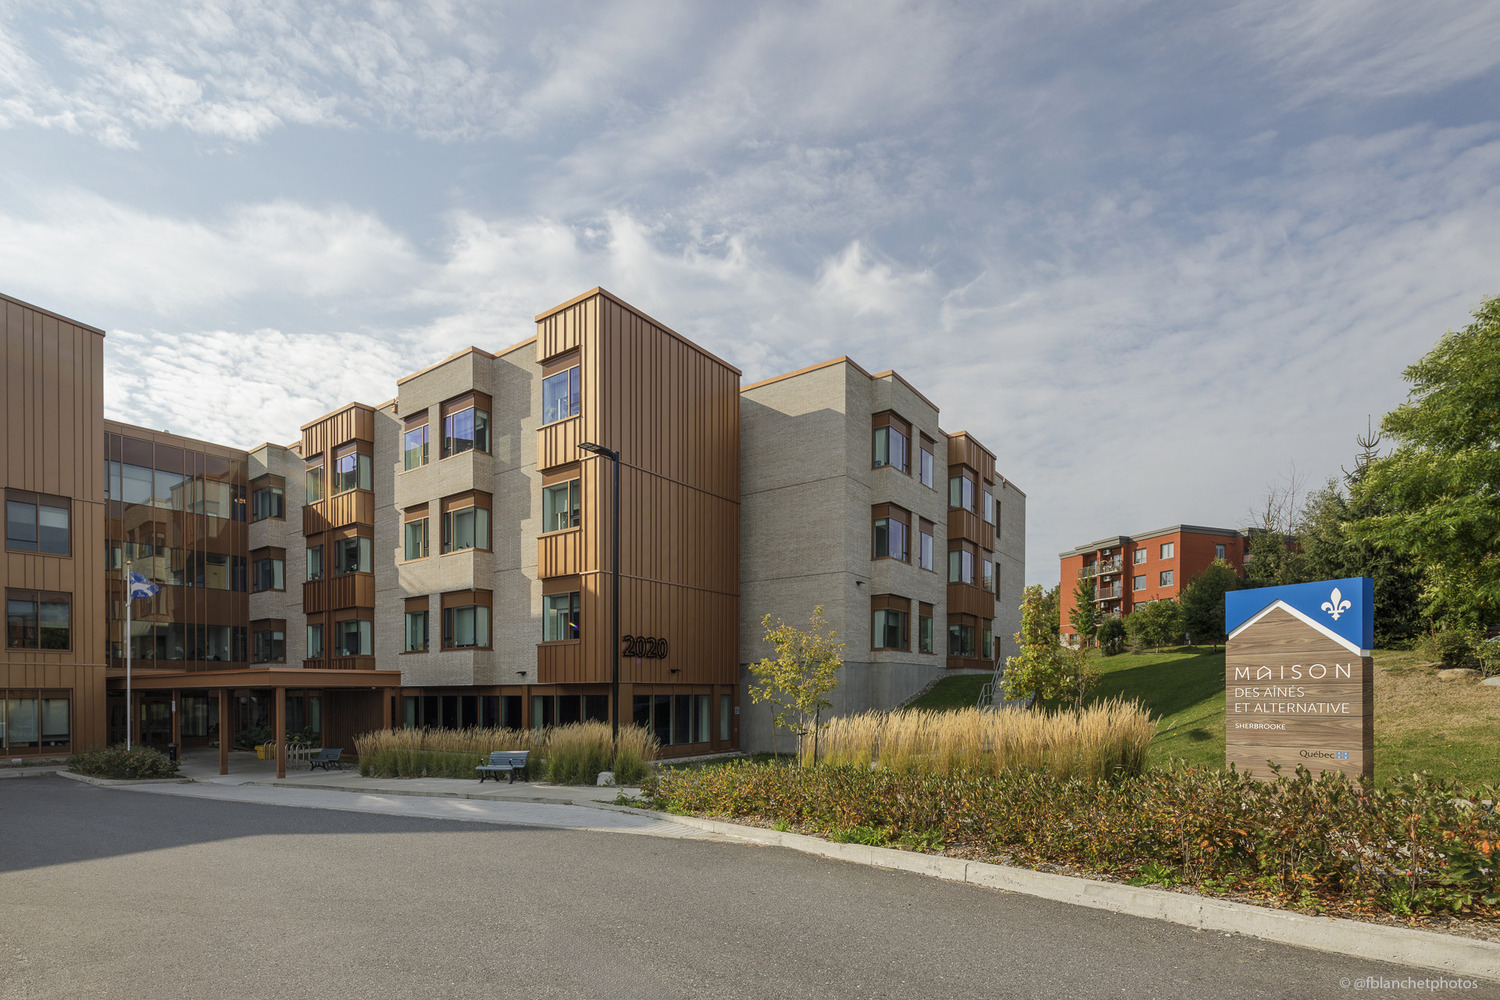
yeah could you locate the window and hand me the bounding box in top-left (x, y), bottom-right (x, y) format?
top-left (982, 619), bottom-right (994, 660)
top-left (982, 557), bottom-right (995, 592)
top-left (542, 479), bottom-right (581, 532)
top-left (404, 611), bottom-right (428, 653)
top-left (1215, 543), bottom-right (1227, 560)
top-left (334, 536), bottom-right (372, 575)
top-left (1, 692), bottom-right (71, 751)
top-left (250, 484), bottom-right (284, 521)
top-left (872, 609), bottom-right (909, 651)
top-left (918, 608), bottom-right (934, 653)
top-left (1134, 548), bottom-right (1147, 565)
top-left (948, 547), bottom-right (974, 584)
top-left (1160, 542), bottom-right (1174, 559)
top-left (404, 516), bottom-right (429, 561)
top-left (872, 426), bottom-right (909, 473)
top-left (306, 461), bottom-right (324, 504)
top-left (252, 628), bottom-right (285, 664)
top-left (306, 546), bottom-right (323, 581)
top-left (444, 604), bottom-right (490, 649)
top-left (1134, 574), bottom-right (1146, 592)
top-left (333, 449), bottom-right (371, 494)
top-left (872, 508), bottom-right (909, 561)
top-left (543, 592), bottom-right (580, 642)
top-left (307, 624), bottom-right (324, 658)
top-left (948, 622), bottom-right (976, 657)
top-left (919, 438), bottom-right (936, 488)
top-left (442, 497), bottom-right (490, 553)
top-left (5, 591), bottom-right (70, 650)
top-left (918, 521), bottom-right (935, 571)
top-left (251, 555), bottom-right (285, 592)
top-left (983, 489), bottom-right (996, 526)
top-left (1160, 570), bottom-right (1174, 587)
top-left (542, 365), bottom-right (581, 425)
top-left (949, 473), bottom-right (975, 512)
top-left (404, 422), bottom-right (429, 471)
top-left (5, 494), bottom-right (70, 555)
top-left (335, 619), bottom-right (372, 657)
top-left (442, 404), bottom-right (491, 457)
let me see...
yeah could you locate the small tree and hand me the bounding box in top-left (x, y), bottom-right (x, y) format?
top-left (1126, 599), bottom-right (1183, 653)
top-left (1068, 574), bottom-right (1101, 648)
top-left (747, 606), bottom-right (845, 764)
top-left (1004, 585), bottom-right (1069, 707)
top-left (1179, 559), bottom-right (1243, 650)
top-left (1040, 584), bottom-right (1062, 642)
top-left (1097, 616), bottom-right (1127, 656)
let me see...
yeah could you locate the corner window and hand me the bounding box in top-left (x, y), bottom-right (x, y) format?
top-left (5, 494), bottom-right (70, 555)
top-left (948, 547), bottom-right (974, 584)
top-left (250, 485), bottom-right (284, 521)
top-left (542, 480), bottom-right (581, 532)
top-left (306, 546), bottom-right (324, 581)
top-left (404, 422), bottom-right (429, 471)
top-left (542, 366), bottom-right (581, 425)
top-left (404, 516), bottom-right (430, 561)
top-left (334, 536), bottom-right (372, 575)
top-left (872, 510), bottom-right (909, 562)
top-left (442, 405), bottom-right (490, 458)
top-left (5, 591), bottom-right (70, 650)
top-left (1160, 542), bottom-right (1174, 559)
top-left (872, 426), bottom-right (909, 473)
top-left (543, 592), bottom-right (580, 642)
top-left (335, 620), bottom-right (372, 657)
top-left (251, 556), bottom-right (285, 592)
top-left (1160, 570), bottom-right (1174, 587)
top-left (443, 604), bottom-right (490, 649)
top-left (872, 609), bottom-right (909, 651)
top-left (306, 462), bottom-right (324, 504)
top-left (404, 611), bottom-right (429, 652)
top-left (252, 629), bottom-right (285, 663)
top-left (948, 622), bottom-right (976, 657)
top-left (442, 494), bottom-right (491, 553)
top-left (333, 449), bottom-right (372, 494)
top-left (949, 473), bottom-right (975, 512)
top-left (307, 624), bottom-right (324, 658)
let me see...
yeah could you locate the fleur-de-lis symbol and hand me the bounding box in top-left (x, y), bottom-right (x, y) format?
top-left (1321, 588), bottom-right (1351, 621)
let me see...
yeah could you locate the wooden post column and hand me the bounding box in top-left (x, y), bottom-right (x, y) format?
top-left (218, 688), bottom-right (229, 775)
top-left (275, 685), bottom-right (287, 780)
top-left (381, 691), bottom-right (393, 731)
top-left (170, 688), bottom-right (181, 755)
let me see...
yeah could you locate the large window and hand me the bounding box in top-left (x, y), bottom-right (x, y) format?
top-left (872, 609), bottom-right (909, 651)
top-left (948, 622), bottom-right (976, 657)
top-left (251, 555), bottom-right (285, 592)
top-left (335, 619), bottom-right (372, 657)
top-left (307, 545), bottom-right (323, 581)
top-left (872, 425), bottom-right (909, 473)
top-left (1160, 542), bottom-right (1175, 559)
top-left (0, 692), bottom-right (70, 751)
top-left (542, 479), bottom-right (580, 532)
top-left (542, 365), bottom-right (581, 425)
top-left (948, 547), bottom-right (975, 584)
top-left (442, 499), bottom-right (490, 553)
top-left (333, 449), bottom-right (372, 494)
top-left (543, 592), bottom-right (580, 642)
top-left (252, 628), bottom-right (285, 664)
top-left (250, 484), bottom-right (284, 521)
top-left (442, 403), bottom-right (491, 457)
top-left (404, 611), bottom-right (428, 653)
top-left (949, 472), bottom-right (975, 512)
top-left (872, 509), bottom-right (909, 562)
top-left (443, 604), bottom-right (490, 649)
top-left (306, 461), bottom-right (324, 504)
top-left (5, 494), bottom-right (69, 555)
top-left (5, 591), bottom-right (70, 650)
top-left (404, 516), bottom-right (429, 561)
top-left (404, 421), bottom-right (429, 471)
top-left (334, 536), bottom-right (373, 575)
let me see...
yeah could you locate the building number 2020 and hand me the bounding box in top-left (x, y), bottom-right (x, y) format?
top-left (622, 634), bottom-right (668, 659)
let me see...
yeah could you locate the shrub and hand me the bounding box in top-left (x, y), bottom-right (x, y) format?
top-left (1097, 618), bottom-right (1128, 656)
top-left (819, 700), bottom-right (1154, 782)
top-left (640, 762), bottom-right (1500, 918)
top-left (1417, 627), bottom-right (1490, 672)
top-left (68, 744), bottom-right (179, 780)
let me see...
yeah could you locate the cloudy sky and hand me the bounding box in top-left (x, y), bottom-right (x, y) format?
top-left (2, 1), bottom-right (1497, 587)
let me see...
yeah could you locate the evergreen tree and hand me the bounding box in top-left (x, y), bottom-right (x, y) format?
top-left (1179, 559), bottom-right (1242, 650)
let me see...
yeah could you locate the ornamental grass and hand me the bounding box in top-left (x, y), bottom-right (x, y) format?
top-left (354, 722), bottom-right (657, 784)
top-left (819, 699), bottom-right (1155, 782)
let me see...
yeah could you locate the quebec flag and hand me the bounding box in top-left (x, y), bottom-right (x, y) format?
top-left (128, 571), bottom-right (160, 600)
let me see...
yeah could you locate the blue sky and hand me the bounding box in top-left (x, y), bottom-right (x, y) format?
top-left (2, 1), bottom-right (1497, 588)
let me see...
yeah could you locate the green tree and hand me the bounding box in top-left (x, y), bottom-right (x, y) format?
top-left (1126, 599), bottom-right (1182, 652)
top-left (1003, 584), bottom-right (1067, 707)
top-left (1097, 616), bottom-right (1127, 656)
top-left (1179, 559), bottom-right (1243, 650)
top-left (1039, 583), bottom-right (1061, 642)
top-left (1244, 467), bottom-right (1309, 588)
top-left (747, 606), bottom-right (846, 764)
top-left (1068, 573), bottom-right (1101, 648)
top-left (1351, 295), bottom-right (1500, 628)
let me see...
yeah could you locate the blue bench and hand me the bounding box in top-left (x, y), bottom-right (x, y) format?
top-left (476, 750), bottom-right (530, 784)
top-left (309, 747), bottom-right (344, 771)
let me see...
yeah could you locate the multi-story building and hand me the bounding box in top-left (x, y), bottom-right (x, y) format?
top-left (2, 287), bottom-right (1025, 767)
top-left (1058, 524), bottom-right (1251, 643)
top-left (739, 358), bottom-right (1025, 750)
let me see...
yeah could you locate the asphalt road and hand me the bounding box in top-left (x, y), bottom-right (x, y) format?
top-left (0, 776), bottom-right (1490, 1000)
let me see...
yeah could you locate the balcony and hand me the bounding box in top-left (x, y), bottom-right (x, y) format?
top-left (1097, 557), bottom-right (1123, 575)
top-left (1077, 565), bottom-right (1097, 579)
top-left (1094, 584), bottom-right (1122, 601)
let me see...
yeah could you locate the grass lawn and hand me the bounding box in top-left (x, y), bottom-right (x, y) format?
top-left (913, 648), bottom-right (1500, 787)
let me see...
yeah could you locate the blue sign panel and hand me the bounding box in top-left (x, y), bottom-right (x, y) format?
top-left (1224, 577), bottom-right (1373, 652)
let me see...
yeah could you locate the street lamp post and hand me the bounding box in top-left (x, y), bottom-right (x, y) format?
top-left (578, 441), bottom-right (621, 746)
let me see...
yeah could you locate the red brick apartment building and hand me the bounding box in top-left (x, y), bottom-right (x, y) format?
top-left (1058, 525), bottom-right (1251, 643)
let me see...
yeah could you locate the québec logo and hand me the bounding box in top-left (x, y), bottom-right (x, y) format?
top-left (1321, 587), bottom-right (1352, 621)
top-left (1299, 749), bottom-right (1351, 760)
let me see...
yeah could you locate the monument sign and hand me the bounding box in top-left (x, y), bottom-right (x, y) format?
top-left (1224, 577), bottom-right (1374, 780)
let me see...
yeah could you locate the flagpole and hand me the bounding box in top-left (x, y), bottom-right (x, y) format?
top-left (125, 558), bottom-right (132, 751)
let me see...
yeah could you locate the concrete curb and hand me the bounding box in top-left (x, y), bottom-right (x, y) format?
top-left (241, 778), bottom-right (593, 807)
top-left (53, 770), bottom-right (192, 788)
top-left (649, 812), bottom-right (1500, 983)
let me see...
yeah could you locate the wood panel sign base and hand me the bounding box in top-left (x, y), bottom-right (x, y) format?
top-left (1224, 577), bottom-right (1374, 781)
